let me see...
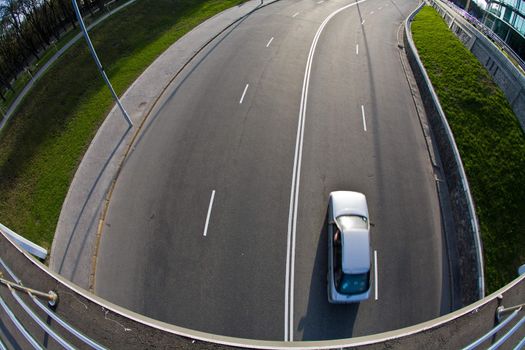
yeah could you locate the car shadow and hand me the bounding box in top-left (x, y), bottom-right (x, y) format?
top-left (297, 210), bottom-right (359, 341)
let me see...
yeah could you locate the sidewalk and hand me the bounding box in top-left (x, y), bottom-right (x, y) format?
top-left (49, 0), bottom-right (279, 290)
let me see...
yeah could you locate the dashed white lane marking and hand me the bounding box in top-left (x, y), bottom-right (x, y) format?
top-left (239, 84), bottom-right (249, 104)
top-left (379, 6), bottom-right (383, 9)
top-left (361, 105), bottom-right (367, 131)
top-left (356, 44), bottom-right (359, 55)
top-left (362, 19), bottom-right (366, 25)
top-left (374, 250), bottom-right (379, 300)
top-left (266, 37), bottom-right (274, 47)
top-left (292, 11), bottom-right (300, 17)
top-left (370, 10), bottom-right (374, 14)
top-left (317, 0), bottom-right (324, 3)
top-left (203, 190), bottom-right (216, 237)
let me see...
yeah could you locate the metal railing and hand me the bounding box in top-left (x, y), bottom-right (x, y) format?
top-left (0, 257), bottom-right (107, 349)
top-left (464, 305), bottom-right (525, 349)
top-left (441, 0), bottom-right (525, 72)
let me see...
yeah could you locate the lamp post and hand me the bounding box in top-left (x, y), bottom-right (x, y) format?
top-left (71, 0), bottom-right (133, 127)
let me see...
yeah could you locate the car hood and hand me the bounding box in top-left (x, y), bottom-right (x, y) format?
top-left (331, 191), bottom-right (369, 218)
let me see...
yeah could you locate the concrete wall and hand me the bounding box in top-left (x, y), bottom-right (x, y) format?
top-left (430, 0), bottom-right (525, 131)
top-left (1, 230), bottom-right (524, 349)
top-left (403, 3), bottom-right (484, 306)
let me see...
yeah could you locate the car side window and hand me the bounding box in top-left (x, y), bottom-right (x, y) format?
top-left (333, 231), bottom-right (343, 288)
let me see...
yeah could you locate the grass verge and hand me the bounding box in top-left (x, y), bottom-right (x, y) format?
top-left (0, 2), bottom-right (123, 113)
top-left (411, 6), bottom-right (525, 292)
top-left (0, 0), bottom-right (247, 251)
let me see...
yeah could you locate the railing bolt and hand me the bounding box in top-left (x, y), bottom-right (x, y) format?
top-left (48, 291), bottom-right (58, 307)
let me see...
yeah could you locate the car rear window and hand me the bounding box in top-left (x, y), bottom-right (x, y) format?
top-left (337, 215), bottom-right (368, 230)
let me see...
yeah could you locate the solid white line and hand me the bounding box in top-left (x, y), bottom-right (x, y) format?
top-left (239, 84), bottom-right (249, 104)
top-left (292, 11), bottom-right (300, 17)
top-left (284, 0), bottom-right (368, 342)
top-left (361, 105), bottom-right (367, 131)
top-left (374, 250), bottom-right (378, 300)
top-left (203, 190), bottom-right (216, 237)
top-left (266, 37), bottom-right (274, 47)
top-left (356, 44), bottom-right (359, 55)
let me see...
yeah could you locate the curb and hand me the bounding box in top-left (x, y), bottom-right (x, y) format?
top-left (403, 1), bottom-right (484, 301)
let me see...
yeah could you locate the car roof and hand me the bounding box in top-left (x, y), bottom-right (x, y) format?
top-left (330, 191), bottom-right (368, 218)
top-left (341, 228), bottom-right (371, 274)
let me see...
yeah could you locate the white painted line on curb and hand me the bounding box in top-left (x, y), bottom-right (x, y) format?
top-left (239, 84), bottom-right (249, 104)
top-left (284, 0), bottom-right (368, 342)
top-left (374, 250), bottom-right (378, 300)
top-left (361, 105), bottom-right (367, 131)
top-left (292, 11), bottom-right (300, 17)
top-left (356, 44), bottom-right (359, 55)
top-left (203, 191), bottom-right (216, 237)
top-left (266, 37), bottom-right (274, 47)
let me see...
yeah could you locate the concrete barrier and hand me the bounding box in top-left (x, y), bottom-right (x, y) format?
top-left (403, 2), bottom-right (484, 305)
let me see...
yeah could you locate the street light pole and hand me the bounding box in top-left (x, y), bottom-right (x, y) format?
top-left (71, 0), bottom-right (133, 127)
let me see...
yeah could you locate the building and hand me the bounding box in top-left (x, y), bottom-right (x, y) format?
top-left (483, 0), bottom-right (525, 60)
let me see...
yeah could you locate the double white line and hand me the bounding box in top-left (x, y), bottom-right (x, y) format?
top-left (284, 0), bottom-right (367, 342)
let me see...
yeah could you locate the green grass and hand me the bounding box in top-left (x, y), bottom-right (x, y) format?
top-left (412, 6), bottom-right (525, 292)
top-left (0, 9), bottom-right (110, 112)
top-left (0, 0), bottom-right (247, 251)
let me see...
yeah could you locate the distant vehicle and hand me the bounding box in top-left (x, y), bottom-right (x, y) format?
top-left (327, 191), bottom-right (371, 303)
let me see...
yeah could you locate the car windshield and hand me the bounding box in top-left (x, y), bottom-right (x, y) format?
top-left (337, 215), bottom-right (368, 230)
top-left (337, 272), bottom-right (369, 295)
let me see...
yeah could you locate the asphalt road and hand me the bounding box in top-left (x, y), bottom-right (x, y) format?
top-left (95, 0), bottom-right (451, 341)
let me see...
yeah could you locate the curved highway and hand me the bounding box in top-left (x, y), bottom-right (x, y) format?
top-left (95, 0), bottom-right (452, 341)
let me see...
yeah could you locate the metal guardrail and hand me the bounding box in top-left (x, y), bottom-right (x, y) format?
top-left (0, 256), bottom-right (107, 349)
top-left (0, 223), bottom-right (47, 260)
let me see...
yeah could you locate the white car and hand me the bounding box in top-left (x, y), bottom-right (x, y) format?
top-left (327, 191), bottom-right (371, 303)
